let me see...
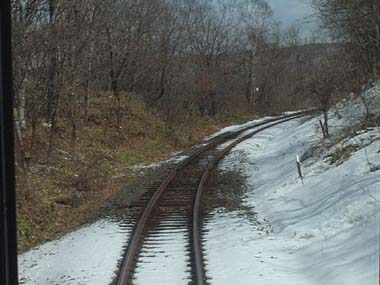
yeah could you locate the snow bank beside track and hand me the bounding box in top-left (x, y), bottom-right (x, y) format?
top-left (206, 85), bottom-right (380, 284)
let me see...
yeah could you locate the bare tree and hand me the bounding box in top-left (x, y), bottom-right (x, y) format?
top-left (312, 0), bottom-right (380, 80)
top-left (238, 0), bottom-right (273, 112)
top-left (184, 0), bottom-right (240, 116)
top-left (306, 51), bottom-right (352, 138)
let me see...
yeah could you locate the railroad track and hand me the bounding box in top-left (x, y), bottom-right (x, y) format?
top-left (115, 110), bottom-right (316, 285)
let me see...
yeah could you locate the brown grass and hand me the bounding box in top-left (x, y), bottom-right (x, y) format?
top-left (16, 94), bottom-right (255, 252)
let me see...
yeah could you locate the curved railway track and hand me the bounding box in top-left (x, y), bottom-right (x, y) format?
top-left (115, 110), bottom-right (316, 285)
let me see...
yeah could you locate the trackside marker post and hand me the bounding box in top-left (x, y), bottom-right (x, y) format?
top-left (296, 155), bottom-right (304, 185)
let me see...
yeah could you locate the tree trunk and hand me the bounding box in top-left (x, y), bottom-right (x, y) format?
top-left (17, 82), bottom-right (27, 130)
top-left (323, 110), bottom-right (329, 137)
top-left (70, 91), bottom-right (78, 156)
top-left (107, 27), bottom-right (123, 128)
top-left (48, 85), bottom-right (60, 156)
top-left (84, 82), bottom-right (90, 125)
top-left (249, 52), bottom-right (256, 113)
top-left (112, 84), bottom-right (122, 129)
top-left (14, 120), bottom-right (28, 172)
top-left (46, 0), bottom-right (57, 122)
top-left (84, 43), bottom-right (94, 124)
top-left (46, 65), bottom-right (56, 122)
top-left (246, 57), bottom-right (254, 112)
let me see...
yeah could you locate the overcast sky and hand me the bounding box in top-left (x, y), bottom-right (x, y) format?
top-left (266, 0), bottom-right (315, 29)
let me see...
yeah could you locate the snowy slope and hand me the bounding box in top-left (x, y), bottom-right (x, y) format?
top-left (18, 218), bottom-right (130, 284)
top-left (205, 84), bottom-right (380, 284)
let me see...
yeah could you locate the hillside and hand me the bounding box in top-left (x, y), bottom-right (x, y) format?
top-left (16, 94), bottom-right (254, 252)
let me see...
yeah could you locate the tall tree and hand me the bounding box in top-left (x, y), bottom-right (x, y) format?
top-left (312, 0), bottom-right (380, 80)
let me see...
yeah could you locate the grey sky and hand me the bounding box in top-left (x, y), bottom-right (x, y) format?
top-left (266, 0), bottom-right (315, 29)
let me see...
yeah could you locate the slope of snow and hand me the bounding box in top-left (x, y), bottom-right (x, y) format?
top-left (205, 84), bottom-right (380, 284)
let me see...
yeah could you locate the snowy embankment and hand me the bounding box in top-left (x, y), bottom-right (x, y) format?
top-left (205, 84), bottom-right (380, 284)
top-left (18, 218), bottom-right (131, 284)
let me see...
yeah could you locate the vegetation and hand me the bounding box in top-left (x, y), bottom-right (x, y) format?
top-left (312, 0), bottom-right (380, 81)
top-left (310, 0), bottom-right (380, 137)
top-left (16, 93), bottom-right (253, 252)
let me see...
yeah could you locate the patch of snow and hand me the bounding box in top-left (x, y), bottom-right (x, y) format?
top-left (205, 211), bottom-right (310, 284)
top-left (19, 218), bottom-right (130, 285)
top-left (133, 218), bottom-right (191, 285)
top-left (130, 155), bottom-right (189, 171)
top-left (205, 116), bottom-right (273, 141)
top-left (215, 127), bottom-right (262, 151)
top-left (283, 110), bottom-right (306, 115)
top-left (330, 83), bottom-right (380, 133)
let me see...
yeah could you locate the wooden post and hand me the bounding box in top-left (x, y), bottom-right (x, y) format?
top-left (296, 155), bottom-right (304, 185)
top-left (319, 119), bottom-right (327, 138)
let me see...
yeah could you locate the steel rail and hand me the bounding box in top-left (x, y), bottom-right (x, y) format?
top-left (116, 110), bottom-right (316, 284)
top-left (191, 113), bottom-right (313, 285)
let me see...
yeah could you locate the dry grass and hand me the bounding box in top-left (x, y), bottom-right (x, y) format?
top-left (16, 93), bottom-right (255, 252)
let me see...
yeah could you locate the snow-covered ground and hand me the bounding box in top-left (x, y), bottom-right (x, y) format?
top-left (18, 218), bottom-right (131, 284)
top-left (205, 84), bottom-right (380, 284)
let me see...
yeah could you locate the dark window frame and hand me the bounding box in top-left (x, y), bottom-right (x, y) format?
top-left (0, 0), bottom-right (19, 284)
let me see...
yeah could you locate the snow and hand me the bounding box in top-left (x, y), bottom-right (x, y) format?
top-left (204, 84), bottom-right (380, 284)
top-left (18, 218), bottom-right (130, 285)
top-left (133, 218), bottom-right (191, 285)
top-left (129, 155), bottom-right (189, 171)
top-left (205, 211), bottom-right (310, 284)
top-left (205, 116), bottom-right (273, 140)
